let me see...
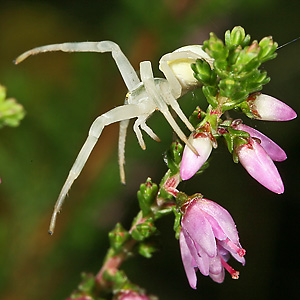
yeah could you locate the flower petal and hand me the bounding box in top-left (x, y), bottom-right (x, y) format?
top-left (235, 124), bottom-right (286, 161)
top-left (237, 138), bottom-right (284, 194)
top-left (182, 200), bottom-right (217, 257)
top-left (180, 136), bottom-right (212, 180)
top-left (209, 254), bottom-right (223, 275)
top-left (218, 241), bottom-right (246, 265)
top-left (197, 199), bottom-right (240, 244)
top-left (179, 230), bottom-right (198, 289)
top-left (209, 268), bottom-right (225, 283)
top-left (252, 94), bottom-right (297, 121)
top-left (183, 229), bottom-right (210, 276)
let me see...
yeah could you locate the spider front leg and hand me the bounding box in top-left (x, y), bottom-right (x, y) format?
top-left (15, 41), bottom-right (140, 91)
top-left (49, 104), bottom-right (146, 234)
top-left (139, 61), bottom-right (199, 156)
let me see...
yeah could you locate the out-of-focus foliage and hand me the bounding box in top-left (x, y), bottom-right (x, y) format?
top-left (0, 84), bottom-right (25, 128)
top-left (0, 1), bottom-right (299, 300)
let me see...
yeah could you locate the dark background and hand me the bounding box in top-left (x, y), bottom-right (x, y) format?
top-left (0, 1), bottom-right (299, 299)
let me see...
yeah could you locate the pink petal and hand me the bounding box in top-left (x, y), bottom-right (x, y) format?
top-left (209, 268), bottom-right (225, 283)
top-left (180, 136), bottom-right (212, 180)
top-left (237, 138), bottom-right (284, 194)
top-left (197, 199), bottom-right (240, 244)
top-left (182, 201), bottom-right (217, 257)
top-left (183, 229), bottom-right (210, 276)
top-left (208, 254), bottom-right (223, 275)
top-left (252, 94), bottom-right (297, 121)
top-left (179, 230), bottom-right (198, 289)
top-left (218, 241), bottom-right (246, 265)
top-left (235, 124), bottom-right (286, 161)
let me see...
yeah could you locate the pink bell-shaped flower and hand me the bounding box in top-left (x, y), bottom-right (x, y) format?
top-left (248, 94), bottom-right (297, 121)
top-left (179, 196), bottom-right (245, 288)
top-left (234, 123), bottom-right (287, 161)
top-left (235, 137), bottom-right (284, 194)
top-left (180, 132), bottom-right (212, 180)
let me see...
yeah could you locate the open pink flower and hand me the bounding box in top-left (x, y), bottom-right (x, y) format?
top-left (180, 133), bottom-right (212, 180)
top-left (234, 123), bottom-right (286, 161)
top-left (236, 137), bottom-right (284, 194)
top-left (248, 94), bottom-right (297, 121)
top-left (179, 197), bottom-right (245, 288)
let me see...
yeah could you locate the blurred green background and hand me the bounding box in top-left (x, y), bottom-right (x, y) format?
top-left (0, 0), bottom-right (299, 299)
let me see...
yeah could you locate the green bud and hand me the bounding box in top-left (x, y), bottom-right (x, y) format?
top-left (138, 242), bottom-right (157, 258)
top-left (192, 59), bottom-right (217, 86)
top-left (230, 26), bottom-right (245, 46)
top-left (137, 178), bottom-right (158, 217)
top-left (109, 223), bottom-right (130, 252)
top-left (225, 26), bottom-right (251, 47)
top-left (203, 32), bottom-right (229, 61)
top-left (258, 37), bottom-right (278, 62)
top-left (131, 218), bottom-right (156, 241)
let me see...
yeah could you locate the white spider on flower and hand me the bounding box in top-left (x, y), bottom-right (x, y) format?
top-left (15, 40), bottom-right (213, 233)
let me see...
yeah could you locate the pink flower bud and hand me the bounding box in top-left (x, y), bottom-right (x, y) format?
top-left (180, 197), bottom-right (245, 288)
top-left (234, 123), bottom-right (286, 161)
top-left (249, 94), bottom-right (297, 121)
top-left (180, 133), bottom-right (212, 180)
top-left (236, 138), bottom-right (284, 194)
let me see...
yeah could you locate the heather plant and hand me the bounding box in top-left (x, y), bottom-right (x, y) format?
top-left (15, 26), bottom-right (297, 299)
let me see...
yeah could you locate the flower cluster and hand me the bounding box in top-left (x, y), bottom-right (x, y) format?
top-left (180, 93), bottom-right (296, 193)
top-left (177, 27), bottom-right (297, 289)
top-left (179, 196), bottom-right (245, 288)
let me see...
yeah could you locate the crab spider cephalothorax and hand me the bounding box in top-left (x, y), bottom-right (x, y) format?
top-left (15, 41), bottom-right (213, 234)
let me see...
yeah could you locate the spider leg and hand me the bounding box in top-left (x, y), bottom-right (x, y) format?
top-left (165, 90), bottom-right (195, 132)
top-left (133, 114), bottom-right (160, 151)
top-left (15, 41), bottom-right (140, 91)
top-left (140, 61), bottom-right (198, 156)
top-left (118, 119), bottom-right (130, 185)
top-left (159, 51), bottom-right (200, 98)
top-left (140, 122), bottom-right (161, 142)
top-left (49, 103), bottom-right (146, 234)
top-left (133, 118), bottom-right (147, 150)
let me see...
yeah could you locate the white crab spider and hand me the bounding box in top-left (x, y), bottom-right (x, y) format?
top-left (15, 41), bottom-right (213, 234)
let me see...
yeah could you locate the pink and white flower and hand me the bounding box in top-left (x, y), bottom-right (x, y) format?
top-left (179, 197), bottom-right (245, 288)
top-left (248, 94), bottom-right (297, 121)
top-left (233, 123), bottom-right (287, 161)
top-left (235, 137), bottom-right (284, 194)
top-left (180, 133), bottom-right (212, 180)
